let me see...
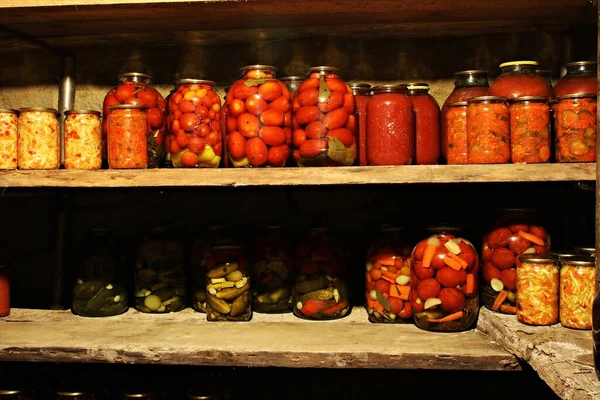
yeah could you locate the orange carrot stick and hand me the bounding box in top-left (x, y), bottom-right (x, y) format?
top-left (390, 285), bottom-right (410, 300)
top-left (321, 301), bottom-right (348, 315)
top-left (376, 256), bottom-right (396, 266)
top-left (443, 256), bottom-right (463, 271)
top-left (422, 245), bottom-right (436, 268)
top-left (447, 252), bottom-right (468, 268)
top-left (465, 273), bottom-right (475, 295)
top-left (382, 270), bottom-right (398, 280)
top-left (427, 311), bottom-right (463, 323)
top-left (492, 290), bottom-right (508, 311)
top-left (518, 231), bottom-right (545, 246)
top-left (382, 275), bottom-right (396, 284)
top-left (366, 272), bottom-right (372, 283)
top-left (370, 268), bottom-right (382, 281)
top-left (499, 304), bottom-right (517, 314)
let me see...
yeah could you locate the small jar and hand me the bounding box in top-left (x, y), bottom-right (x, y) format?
top-left (467, 96), bottom-right (510, 164)
top-left (64, 110), bottom-right (102, 170)
top-left (0, 265), bottom-right (9, 317)
top-left (366, 84), bottom-right (414, 165)
top-left (0, 390), bottom-right (26, 400)
top-left (536, 70), bottom-right (554, 90)
top-left (552, 93), bottom-right (596, 163)
top-left (488, 61), bottom-right (553, 99)
top-left (574, 246), bottom-right (595, 259)
top-left (560, 256), bottom-right (595, 329)
top-left (107, 104), bottom-right (148, 169)
top-left (17, 108), bottom-right (60, 170)
top-left (0, 109), bottom-right (18, 170)
top-left (516, 254), bottom-right (559, 326)
top-left (279, 76), bottom-right (304, 97)
top-left (509, 97), bottom-right (551, 163)
top-left (349, 83), bottom-right (372, 166)
top-left (406, 83), bottom-right (441, 165)
top-left (445, 102), bottom-right (468, 165)
top-left (554, 61), bottom-right (597, 97)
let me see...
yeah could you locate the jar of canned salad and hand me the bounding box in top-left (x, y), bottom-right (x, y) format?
top-left (536, 70), bottom-right (554, 90)
top-left (17, 108), bottom-right (60, 170)
top-left (0, 390), bottom-right (26, 399)
top-left (481, 208), bottom-right (550, 315)
top-left (365, 226), bottom-right (413, 323)
top-left (279, 76), bottom-right (304, 97)
top-left (349, 83), bottom-right (371, 166)
top-left (488, 61), bottom-right (554, 99)
top-left (292, 228), bottom-right (350, 320)
top-left (552, 93), bottom-right (596, 162)
top-left (411, 227), bottom-right (479, 332)
top-left (292, 66), bottom-right (357, 167)
top-left (560, 256), bottom-right (595, 329)
top-left (103, 72), bottom-right (166, 168)
top-left (366, 84), bottom-right (414, 165)
top-left (73, 228), bottom-right (128, 317)
top-left (134, 227), bottom-right (186, 314)
top-left (166, 79), bottom-right (222, 168)
top-left (508, 97), bottom-right (551, 163)
top-left (0, 265), bottom-right (9, 317)
top-left (225, 65), bottom-right (291, 167)
top-left (467, 96), bottom-right (510, 164)
top-left (516, 254), bottom-right (559, 326)
top-left (445, 102), bottom-right (468, 164)
top-left (554, 61), bottom-right (597, 97)
top-left (406, 83), bottom-right (440, 165)
top-left (64, 110), bottom-right (102, 170)
top-left (0, 109), bottom-right (18, 170)
top-left (107, 104), bottom-right (148, 169)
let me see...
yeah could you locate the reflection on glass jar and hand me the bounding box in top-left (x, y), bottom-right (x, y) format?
top-left (279, 76), bottom-right (304, 97)
top-left (349, 82), bottom-right (372, 166)
top-left (554, 61), bottom-right (597, 97)
top-left (17, 108), bottom-right (60, 170)
top-left (0, 109), bottom-right (18, 170)
top-left (552, 93), bottom-right (596, 163)
top-left (467, 96), bottom-right (510, 164)
top-left (560, 256), bottom-right (595, 330)
top-left (445, 102), bottom-right (468, 165)
top-left (508, 97), bottom-right (550, 163)
top-left (516, 254), bottom-right (559, 326)
top-left (535, 70), bottom-right (554, 90)
top-left (406, 83), bottom-right (440, 165)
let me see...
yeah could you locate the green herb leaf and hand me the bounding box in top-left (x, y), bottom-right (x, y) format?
top-left (243, 78), bottom-right (273, 88)
top-left (326, 136), bottom-right (347, 165)
top-left (318, 76), bottom-right (331, 103)
top-left (375, 290), bottom-right (391, 312)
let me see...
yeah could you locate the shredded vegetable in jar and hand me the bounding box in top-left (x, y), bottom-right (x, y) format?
top-left (107, 105), bottom-right (148, 169)
top-left (0, 109), bottom-right (18, 170)
top-left (64, 110), bottom-right (102, 170)
top-left (17, 108), bottom-right (60, 170)
top-left (516, 254), bottom-right (559, 326)
top-left (560, 257), bottom-right (595, 329)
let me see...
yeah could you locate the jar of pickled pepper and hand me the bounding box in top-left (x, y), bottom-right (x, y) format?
top-left (107, 105), bottom-right (148, 169)
top-left (488, 61), bottom-right (553, 99)
top-left (516, 254), bottom-right (559, 326)
top-left (467, 96), bottom-right (510, 164)
top-left (508, 97), bottom-right (551, 163)
top-left (64, 110), bottom-right (102, 170)
top-left (406, 83), bottom-right (441, 165)
top-left (292, 66), bottom-right (357, 167)
top-left (17, 108), bottom-right (60, 170)
top-left (0, 109), bottom-right (18, 170)
top-left (552, 93), bottom-right (596, 162)
top-left (445, 102), bottom-right (468, 164)
top-left (554, 61), bottom-right (597, 97)
top-left (560, 256), bottom-right (595, 329)
top-left (225, 65), bottom-right (291, 167)
top-left (349, 82), bottom-right (371, 166)
top-left (279, 76), bottom-right (304, 97)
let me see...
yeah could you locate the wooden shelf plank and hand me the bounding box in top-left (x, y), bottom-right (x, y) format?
top-left (0, 164), bottom-right (594, 188)
top-left (0, 308), bottom-right (519, 371)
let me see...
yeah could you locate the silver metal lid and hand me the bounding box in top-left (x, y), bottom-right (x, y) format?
top-left (555, 93), bottom-right (597, 101)
top-left (240, 65), bottom-right (276, 71)
top-left (174, 79), bottom-right (216, 86)
top-left (19, 107), bottom-right (59, 114)
top-left (372, 84), bottom-right (407, 94)
top-left (560, 256), bottom-right (594, 266)
top-left (118, 72), bottom-right (153, 81)
top-left (517, 254), bottom-right (558, 263)
top-left (308, 66), bottom-right (342, 74)
top-left (563, 61), bottom-right (597, 68)
top-left (467, 96), bottom-right (507, 103)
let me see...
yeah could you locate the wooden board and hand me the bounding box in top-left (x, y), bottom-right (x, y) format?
top-left (0, 308), bottom-right (519, 370)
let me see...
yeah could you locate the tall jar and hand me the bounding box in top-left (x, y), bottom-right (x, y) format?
top-left (406, 83), bottom-right (440, 165)
top-left (481, 209), bottom-right (550, 315)
top-left (445, 102), bottom-right (468, 164)
top-left (488, 61), bottom-right (553, 99)
top-left (17, 108), bottom-right (60, 170)
top-left (365, 226), bottom-right (413, 323)
top-left (536, 70), bottom-right (554, 90)
top-left (134, 227), bottom-right (186, 314)
top-left (366, 84), bottom-right (414, 165)
top-left (509, 97), bottom-right (551, 163)
top-left (349, 83), bottom-right (372, 166)
top-left (166, 79), bottom-right (222, 168)
top-left (553, 93), bottom-right (596, 163)
top-left (72, 228), bottom-right (128, 317)
top-left (516, 254), bottom-right (559, 326)
top-left (467, 96), bottom-right (510, 164)
top-left (560, 256), bottom-right (595, 329)
top-left (225, 65), bottom-right (291, 168)
top-left (107, 105), bottom-right (148, 169)
top-left (0, 109), bottom-right (18, 170)
top-left (64, 110), bottom-right (102, 170)
top-left (279, 76), bottom-right (304, 97)
top-left (0, 265), bottom-right (9, 317)
top-left (102, 72), bottom-right (166, 168)
top-left (554, 61), bottom-right (597, 97)
top-left (292, 228), bottom-right (350, 320)
top-left (410, 227), bottom-right (479, 332)
top-left (292, 66), bottom-right (357, 167)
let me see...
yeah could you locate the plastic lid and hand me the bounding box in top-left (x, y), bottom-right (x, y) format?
top-left (64, 109), bottom-right (101, 116)
top-left (555, 93), bottom-right (597, 101)
top-left (240, 65), bottom-right (276, 71)
top-left (118, 72), bottom-right (153, 80)
top-left (308, 66), bottom-right (342, 74)
top-left (108, 104), bottom-right (146, 110)
top-left (19, 107), bottom-right (59, 114)
top-left (448, 101), bottom-right (468, 107)
top-left (499, 61), bottom-right (539, 68)
top-left (454, 70), bottom-right (488, 76)
top-left (517, 254), bottom-right (558, 263)
top-left (0, 109), bottom-right (18, 114)
top-left (467, 96), bottom-right (507, 103)
top-left (174, 79), bottom-right (216, 86)
top-left (509, 96), bottom-right (549, 103)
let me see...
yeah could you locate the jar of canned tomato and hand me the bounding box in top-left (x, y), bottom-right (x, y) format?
top-left (64, 110), bottom-right (102, 170)
top-left (349, 83), bottom-right (372, 166)
top-left (553, 93), bottom-right (596, 162)
top-left (508, 97), bottom-right (551, 163)
top-left (279, 76), bottom-right (304, 97)
top-left (466, 96), bottom-right (510, 164)
top-left (406, 82), bottom-right (440, 165)
top-left (0, 109), bottom-right (18, 170)
top-left (107, 104), bottom-right (148, 169)
top-left (516, 254), bottom-right (559, 326)
top-left (488, 61), bottom-right (553, 99)
top-left (554, 61), bottom-right (597, 97)
top-left (292, 66), bottom-right (357, 167)
top-left (560, 256), bottom-right (595, 329)
top-left (17, 108), bottom-right (60, 170)
top-left (445, 102), bottom-right (468, 164)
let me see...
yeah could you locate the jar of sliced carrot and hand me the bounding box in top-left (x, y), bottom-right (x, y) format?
top-left (508, 97), bottom-right (551, 163)
top-left (560, 256), bottom-right (595, 330)
top-left (516, 254), bottom-right (559, 326)
top-left (466, 96), bottom-right (510, 164)
top-left (552, 93), bottom-right (596, 163)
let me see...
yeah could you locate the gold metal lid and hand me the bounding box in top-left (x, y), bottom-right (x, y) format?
top-left (240, 65), bottom-right (276, 72)
top-left (555, 93), bottom-right (597, 101)
top-left (0, 391), bottom-right (21, 395)
top-left (64, 110), bottom-right (101, 116)
top-left (18, 107), bottom-right (59, 114)
top-left (123, 394), bottom-right (151, 398)
top-left (174, 79), bottom-right (216, 86)
top-left (56, 392), bottom-right (85, 396)
top-left (467, 96), bottom-right (507, 103)
top-left (118, 72), bottom-right (153, 81)
top-left (517, 254), bottom-right (558, 263)
top-left (0, 109), bottom-right (18, 114)
top-left (406, 82), bottom-right (430, 91)
top-left (448, 101), bottom-right (468, 107)
top-left (499, 61), bottom-right (539, 68)
top-left (454, 70), bottom-right (488, 77)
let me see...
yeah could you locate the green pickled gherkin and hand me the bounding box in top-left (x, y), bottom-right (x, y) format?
top-left (72, 280), bottom-right (128, 318)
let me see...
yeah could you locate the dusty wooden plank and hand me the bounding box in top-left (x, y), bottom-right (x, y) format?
top-left (477, 308), bottom-right (600, 400)
top-left (0, 308), bottom-right (519, 370)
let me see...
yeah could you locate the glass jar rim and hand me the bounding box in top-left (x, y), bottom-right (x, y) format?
top-left (64, 109), bottom-right (102, 116)
top-left (108, 104), bottom-right (146, 110)
top-left (118, 72), bottom-right (153, 81)
top-left (349, 82), bottom-right (371, 89)
top-left (240, 64), bottom-right (276, 72)
top-left (555, 93), bottom-right (597, 101)
top-left (278, 76), bottom-right (304, 81)
top-left (406, 82), bottom-right (430, 91)
top-left (499, 61), bottom-right (539, 68)
top-left (448, 101), bottom-right (468, 107)
top-left (560, 256), bottom-right (595, 266)
top-left (509, 96), bottom-right (549, 103)
top-left (0, 109), bottom-right (18, 114)
top-left (551, 250), bottom-right (579, 258)
top-left (174, 79), bottom-right (216, 86)
top-left (19, 107), bottom-right (59, 114)
top-left (467, 96), bottom-right (507, 103)
top-left (517, 254), bottom-right (558, 263)
top-left (372, 84), bottom-right (407, 94)
top-left (454, 69), bottom-right (488, 77)
top-left (563, 61), bottom-right (596, 69)
top-left (308, 66), bottom-right (342, 74)
top-left (574, 246), bottom-right (595, 253)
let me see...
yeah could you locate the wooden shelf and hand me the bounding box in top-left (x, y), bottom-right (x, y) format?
top-left (0, 164), bottom-right (594, 188)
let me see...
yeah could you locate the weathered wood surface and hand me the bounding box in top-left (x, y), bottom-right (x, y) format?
top-left (477, 308), bottom-right (600, 400)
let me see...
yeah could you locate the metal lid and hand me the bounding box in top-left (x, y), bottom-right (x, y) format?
top-left (108, 104), bottom-right (146, 110)
top-left (174, 79), bottom-right (216, 86)
top-left (560, 255), bottom-right (594, 266)
top-left (499, 61), bottom-right (539, 68)
top-left (240, 64), bottom-right (276, 72)
top-left (118, 72), bottom-right (153, 80)
top-left (448, 101), bottom-right (468, 107)
top-left (0, 391), bottom-right (21, 395)
top-left (279, 76), bottom-right (304, 81)
top-left (406, 82), bottom-right (430, 91)
top-left (426, 225), bottom-right (462, 233)
top-left (123, 394), bottom-right (150, 398)
top-left (555, 93), bottom-right (597, 101)
top-left (551, 249), bottom-right (579, 258)
top-left (517, 254), bottom-right (558, 263)
top-left (0, 109), bottom-right (18, 114)
top-left (535, 69), bottom-right (552, 75)
top-left (308, 66), bottom-right (341, 74)
top-left (509, 96), bottom-right (549, 103)
top-left (467, 96), bottom-right (507, 103)
top-left (564, 61), bottom-right (597, 68)
top-left (19, 107), bottom-right (59, 114)
top-left (64, 109), bottom-right (101, 116)
top-left (574, 246), bottom-right (596, 257)
top-left (454, 70), bottom-right (488, 77)
top-left (57, 392), bottom-right (85, 396)
top-left (349, 82), bottom-right (371, 89)
top-left (372, 84), bottom-right (407, 94)
top-left (187, 396), bottom-right (213, 400)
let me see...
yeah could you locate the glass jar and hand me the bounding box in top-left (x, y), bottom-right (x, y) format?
top-left (349, 83), bottom-right (372, 166)
top-left (64, 110), bottom-right (102, 170)
top-left (488, 61), bottom-right (553, 99)
top-left (134, 227), bottom-right (186, 314)
top-left (560, 256), bottom-right (595, 329)
top-left (107, 104), bottom-right (148, 169)
top-left (17, 108), bottom-right (60, 170)
top-left (0, 109), bottom-right (18, 170)
top-left (279, 76), bottom-right (304, 96)
top-left (410, 227), bottom-right (479, 332)
top-left (0, 265), bottom-right (9, 317)
top-left (516, 254), bottom-right (559, 326)
top-left (206, 244), bottom-right (251, 321)
top-left (509, 97), bottom-right (551, 163)
top-left (467, 96), bottom-right (510, 164)
top-left (481, 209), bottom-right (550, 315)
top-left (292, 66), bottom-right (357, 167)
top-left (225, 65), bottom-right (291, 168)
top-left (553, 93), bottom-right (596, 163)
top-left (445, 102), bottom-right (468, 164)
top-left (366, 84), bottom-right (414, 165)
top-left (123, 394), bottom-right (153, 400)
top-left (551, 249), bottom-right (580, 263)
top-left (574, 246), bottom-right (595, 259)
top-left (554, 61), bottom-right (597, 97)
top-left (251, 226), bottom-right (292, 313)
top-left (292, 228), bottom-right (350, 320)
top-left (0, 391), bottom-right (26, 400)
top-left (365, 226), bottom-right (413, 323)
top-left (103, 72), bottom-right (166, 168)
top-left (406, 83), bottom-right (440, 165)
top-left (56, 393), bottom-right (93, 400)
top-left (166, 79), bottom-right (222, 168)
top-left (536, 70), bottom-right (554, 90)
top-left (73, 229), bottom-right (128, 317)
